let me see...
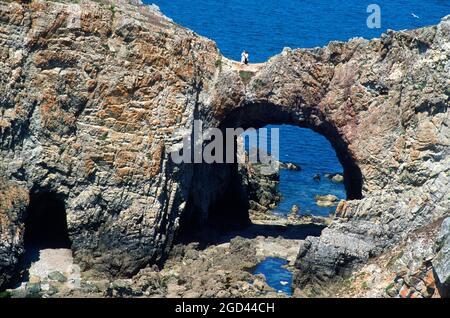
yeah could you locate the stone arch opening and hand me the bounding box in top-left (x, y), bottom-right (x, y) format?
top-left (24, 192), bottom-right (71, 251)
top-left (218, 102), bottom-right (363, 201)
top-left (178, 101), bottom-right (363, 241)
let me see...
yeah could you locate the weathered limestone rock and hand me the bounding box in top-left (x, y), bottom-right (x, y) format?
top-left (0, 0), bottom-right (448, 293)
top-left (315, 194), bottom-right (339, 207)
top-left (319, 218), bottom-right (446, 298)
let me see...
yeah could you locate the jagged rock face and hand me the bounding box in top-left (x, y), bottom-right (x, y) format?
top-left (198, 16), bottom-right (449, 290)
top-left (0, 180), bottom-right (29, 288)
top-left (244, 162), bottom-right (281, 215)
top-left (0, 0), bottom-right (449, 292)
top-left (0, 0), bottom-right (219, 287)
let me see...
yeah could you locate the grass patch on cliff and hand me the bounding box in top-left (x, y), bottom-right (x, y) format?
top-left (99, 132), bottom-right (108, 141)
top-left (109, 4), bottom-right (116, 20)
top-left (215, 58), bottom-right (223, 71)
top-left (385, 282), bottom-right (395, 294)
top-left (361, 281), bottom-right (369, 290)
top-left (239, 70), bottom-right (255, 85)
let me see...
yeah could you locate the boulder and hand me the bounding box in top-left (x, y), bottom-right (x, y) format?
top-left (331, 174), bottom-right (344, 183)
top-left (290, 205), bottom-right (300, 214)
top-left (48, 271), bottom-right (67, 283)
top-left (315, 194), bottom-right (339, 207)
top-left (280, 162), bottom-right (301, 171)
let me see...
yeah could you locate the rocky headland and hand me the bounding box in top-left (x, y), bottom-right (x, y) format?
top-left (0, 0), bottom-right (449, 297)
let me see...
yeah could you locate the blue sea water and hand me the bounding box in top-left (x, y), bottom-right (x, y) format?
top-left (147, 0), bottom-right (449, 216)
top-left (244, 125), bottom-right (345, 216)
top-left (149, 0), bottom-right (449, 63)
top-left (253, 257), bottom-right (293, 295)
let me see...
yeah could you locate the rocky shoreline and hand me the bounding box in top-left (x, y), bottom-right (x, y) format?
top-left (5, 236), bottom-right (300, 298)
top-left (299, 217), bottom-right (450, 298)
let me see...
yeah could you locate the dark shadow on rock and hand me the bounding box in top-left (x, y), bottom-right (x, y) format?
top-left (177, 222), bottom-right (325, 249)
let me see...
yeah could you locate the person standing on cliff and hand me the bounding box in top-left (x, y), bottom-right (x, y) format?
top-left (241, 50), bottom-right (249, 65)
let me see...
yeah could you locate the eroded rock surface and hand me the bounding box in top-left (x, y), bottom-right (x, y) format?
top-left (0, 0), bottom-right (449, 293)
top-left (0, 0), bottom-right (220, 287)
top-left (314, 217), bottom-right (448, 298)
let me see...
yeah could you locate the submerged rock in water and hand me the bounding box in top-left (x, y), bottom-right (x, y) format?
top-left (280, 162), bottom-right (301, 171)
top-left (331, 174), bottom-right (344, 183)
top-left (290, 205), bottom-right (300, 214)
top-left (315, 194), bottom-right (339, 207)
top-left (253, 257), bottom-right (292, 296)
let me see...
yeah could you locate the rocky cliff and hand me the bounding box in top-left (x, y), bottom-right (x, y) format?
top-left (0, 0), bottom-right (221, 287)
top-left (0, 0), bottom-right (449, 294)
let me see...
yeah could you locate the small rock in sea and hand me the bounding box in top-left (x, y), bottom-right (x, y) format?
top-left (331, 174), bottom-right (344, 183)
top-left (315, 194), bottom-right (339, 207)
top-left (253, 276), bottom-right (266, 291)
top-left (48, 271), bottom-right (67, 283)
top-left (313, 174), bottom-right (321, 182)
top-left (315, 194), bottom-right (338, 202)
top-left (280, 162), bottom-right (301, 171)
top-left (290, 205), bottom-right (299, 214)
top-left (316, 201), bottom-right (336, 207)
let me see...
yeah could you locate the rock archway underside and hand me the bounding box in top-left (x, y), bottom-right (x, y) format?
top-left (0, 0), bottom-right (449, 291)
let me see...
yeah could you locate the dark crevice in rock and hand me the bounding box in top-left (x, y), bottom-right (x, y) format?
top-left (415, 100), bottom-right (448, 116)
top-left (362, 80), bottom-right (389, 96)
top-left (23, 191), bottom-right (71, 250)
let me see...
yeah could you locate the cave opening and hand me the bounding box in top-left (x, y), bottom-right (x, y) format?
top-left (17, 191), bottom-right (72, 275)
top-left (177, 101), bottom-right (363, 244)
top-left (24, 192), bottom-right (72, 251)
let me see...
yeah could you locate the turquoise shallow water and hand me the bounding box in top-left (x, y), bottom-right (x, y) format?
top-left (147, 0), bottom-right (448, 217)
top-left (253, 257), bottom-right (293, 295)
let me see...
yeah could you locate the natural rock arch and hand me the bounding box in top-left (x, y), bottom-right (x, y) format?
top-left (0, 1), bottom-right (448, 291)
top-left (217, 101), bottom-right (363, 200)
top-left (178, 100), bottom-right (363, 239)
top-left (197, 18), bottom-right (449, 288)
